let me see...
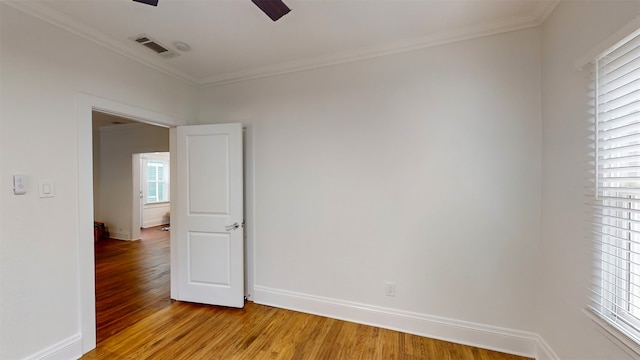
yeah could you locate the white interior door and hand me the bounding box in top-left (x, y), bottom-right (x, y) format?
top-left (172, 123), bottom-right (244, 308)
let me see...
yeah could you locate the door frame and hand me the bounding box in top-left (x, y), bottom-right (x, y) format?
top-left (134, 152), bottom-right (171, 234)
top-left (78, 94), bottom-right (256, 355)
top-left (77, 94), bottom-right (177, 353)
top-left (132, 153), bottom-right (142, 240)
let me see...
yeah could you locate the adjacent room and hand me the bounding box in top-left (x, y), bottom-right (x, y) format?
top-left (2, 1), bottom-right (640, 359)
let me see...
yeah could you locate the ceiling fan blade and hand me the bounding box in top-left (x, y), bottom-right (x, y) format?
top-left (132, 0), bottom-right (290, 21)
top-left (133, 0), bottom-right (158, 6)
top-left (251, 0), bottom-right (291, 21)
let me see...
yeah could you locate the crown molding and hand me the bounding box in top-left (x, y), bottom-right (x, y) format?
top-left (533, 0), bottom-right (561, 25)
top-left (4, 0), bottom-right (560, 89)
top-left (3, 0), bottom-right (200, 87)
top-left (201, 0), bottom-right (560, 87)
top-left (200, 5), bottom-right (552, 87)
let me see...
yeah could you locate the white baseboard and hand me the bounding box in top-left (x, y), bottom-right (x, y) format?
top-left (535, 335), bottom-right (561, 360)
top-left (253, 285), bottom-right (540, 359)
top-left (108, 231), bottom-right (132, 241)
top-left (142, 220), bottom-right (169, 228)
top-left (23, 334), bottom-right (82, 360)
top-left (23, 292), bottom-right (560, 360)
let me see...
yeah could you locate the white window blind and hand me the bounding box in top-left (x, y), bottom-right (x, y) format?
top-left (147, 160), bottom-right (168, 202)
top-left (592, 28), bottom-right (640, 348)
top-left (141, 153), bottom-right (170, 204)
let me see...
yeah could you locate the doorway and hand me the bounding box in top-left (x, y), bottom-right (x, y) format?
top-left (78, 95), bottom-right (255, 355)
top-left (91, 111), bottom-right (171, 343)
top-left (92, 112), bottom-right (169, 241)
top-left (77, 94), bottom-right (178, 353)
top-left (135, 151), bottom-right (171, 238)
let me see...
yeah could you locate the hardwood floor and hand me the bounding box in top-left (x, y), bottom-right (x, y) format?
top-left (94, 225), bottom-right (171, 344)
top-left (84, 227), bottom-right (532, 360)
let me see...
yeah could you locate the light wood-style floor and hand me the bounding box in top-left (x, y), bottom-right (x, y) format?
top-left (82, 227), bottom-right (532, 360)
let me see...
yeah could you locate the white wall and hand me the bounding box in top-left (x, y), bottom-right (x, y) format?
top-left (9, 1), bottom-right (640, 358)
top-left (0, 4), bottom-right (197, 359)
top-left (0, 3), bottom-right (4, 358)
top-left (199, 27), bottom-right (542, 351)
top-left (539, 1), bottom-right (640, 360)
top-left (96, 124), bottom-right (169, 240)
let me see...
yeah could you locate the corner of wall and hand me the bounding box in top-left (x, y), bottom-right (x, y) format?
top-left (535, 335), bottom-right (561, 360)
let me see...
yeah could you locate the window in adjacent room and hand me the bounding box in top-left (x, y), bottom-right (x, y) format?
top-left (591, 27), bottom-right (640, 349)
top-left (142, 153), bottom-right (169, 203)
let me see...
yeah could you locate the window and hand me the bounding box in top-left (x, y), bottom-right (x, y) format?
top-left (592, 28), bottom-right (640, 347)
top-left (142, 153), bottom-right (169, 203)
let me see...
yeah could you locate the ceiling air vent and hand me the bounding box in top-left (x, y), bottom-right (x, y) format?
top-left (129, 34), bottom-right (179, 59)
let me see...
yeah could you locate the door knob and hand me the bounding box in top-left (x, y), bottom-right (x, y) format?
top-left (225, 222), bottom-right (240, 231)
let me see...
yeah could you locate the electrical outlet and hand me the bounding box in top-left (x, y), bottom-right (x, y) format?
top-left (385, 282), bottom-right (395, 297)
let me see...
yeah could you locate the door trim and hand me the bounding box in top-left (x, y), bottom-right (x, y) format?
top-left (132, 153), bottom-right (141, 241)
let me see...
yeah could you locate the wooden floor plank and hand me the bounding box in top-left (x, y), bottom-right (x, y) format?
top-left (84, 227), bottom-right (532, 360)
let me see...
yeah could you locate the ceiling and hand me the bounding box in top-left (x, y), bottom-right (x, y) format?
top-left (92, 111), bottom-right (140, 129)
top-left (8, 0), bottom-right (558, 87)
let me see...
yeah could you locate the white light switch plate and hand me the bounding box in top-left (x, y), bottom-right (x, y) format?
top-left (39, 180), bottom-right (55, 198)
